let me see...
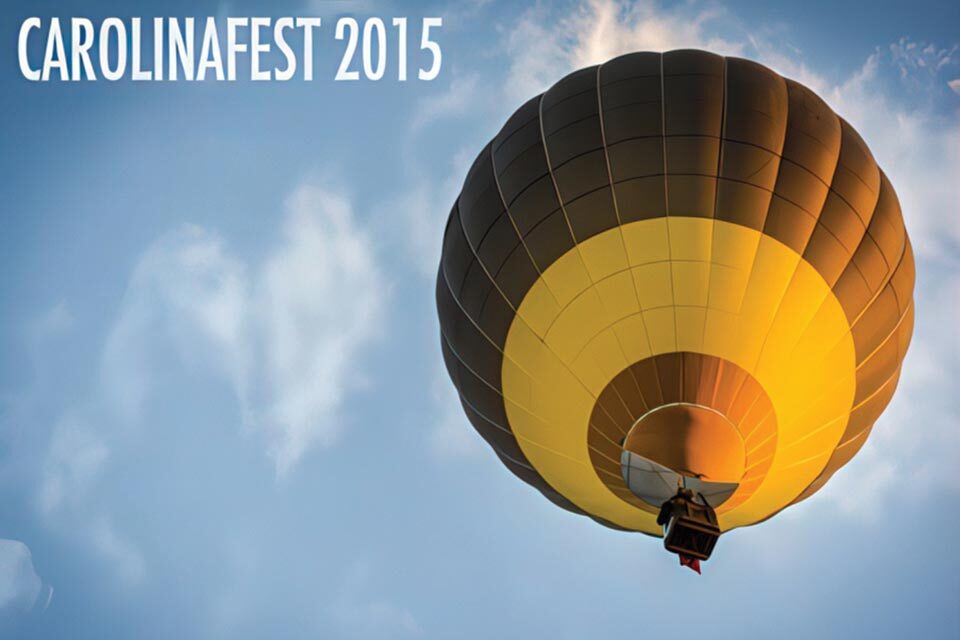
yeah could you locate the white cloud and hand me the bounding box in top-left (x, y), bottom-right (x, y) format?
top-left (889, 38), bottom-right (959, 78)
top-left (96, 183), bottom-right (384, 476)
top-left (33, 414), bottom-right (145, 589)
top-left (100, 224), bottom-right (250, 426)
top-left (258, 186), bottom-right (384, 474)
top-left (0, 539), bottom-right (43, 613)
top-left (502, 0), bottom-right (743, 103)
top-left (34, 181), bottom-right (385, 585)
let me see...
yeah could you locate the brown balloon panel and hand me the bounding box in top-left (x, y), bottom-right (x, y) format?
top-left (437, 49), bottom-right (914, 535)
top-left (588, 353), bottom-right (776, 516)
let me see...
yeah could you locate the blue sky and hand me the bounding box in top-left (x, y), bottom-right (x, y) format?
top-left (1, 0), bottom-right (958, 638)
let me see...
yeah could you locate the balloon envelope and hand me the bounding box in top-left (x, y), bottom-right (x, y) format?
top-left (436, 49), bottom-right (914, 535)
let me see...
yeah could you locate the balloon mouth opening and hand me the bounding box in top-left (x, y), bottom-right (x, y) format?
top-left (619, 403), bottom-right (745, 510)
top-left (622, 403), bottom-right (746, 483)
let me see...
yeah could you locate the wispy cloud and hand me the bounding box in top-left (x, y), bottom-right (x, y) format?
top-left (0, 539), bottom-right (46, 614)
top-left (502, 0), bottom-right (744, 103)
top-left (257, 185), bottom-right (385, 473)
top-left (31, 181), bottom-right (385, 584)
top-left (97, 182), bottom-right (384, 475)
top-left (889, 38), bottom-right (959, 78)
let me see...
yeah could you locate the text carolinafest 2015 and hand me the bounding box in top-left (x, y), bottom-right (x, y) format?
top-left (18, 16), bottom-right (443, 82)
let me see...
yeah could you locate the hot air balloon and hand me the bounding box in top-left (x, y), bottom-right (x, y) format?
top-left (435, 49), bottom-right (914, 566)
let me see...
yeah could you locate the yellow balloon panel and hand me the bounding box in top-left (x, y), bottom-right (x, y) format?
top-left (501, 217), bottom-right (857, 532)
